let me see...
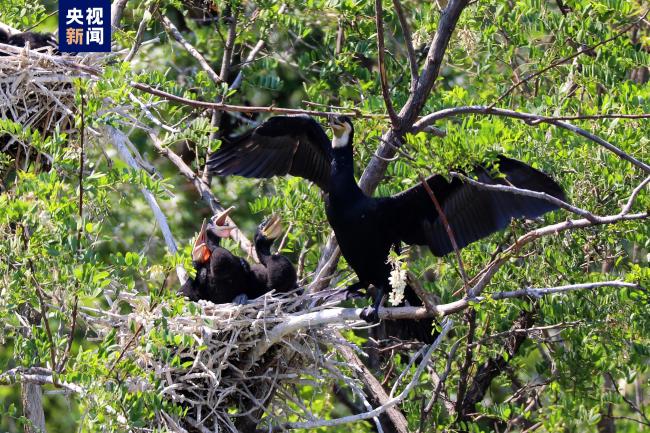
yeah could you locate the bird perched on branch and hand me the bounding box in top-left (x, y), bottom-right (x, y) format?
top-left (206, 115), bottom-right (565, 338)
top-left (248, 214), bottom-right (298, 299)
top-left (179, 207), bottom-right (252, 304)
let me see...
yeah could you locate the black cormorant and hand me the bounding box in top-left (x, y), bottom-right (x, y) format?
top-left (0, 29), bottom-right (58, 54)
top-left (247, 214), bottom-right (298, 298)
top-left (206, 115), bottom-right (566, 326)
top-left (179, 207), bottom-right (252, 304)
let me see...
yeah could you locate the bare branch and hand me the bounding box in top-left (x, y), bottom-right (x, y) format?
top-left (204, 7), bottom-right (239, 184)
top-left (125, 4), bottom-right (155, 62)
top-left (159, 15), bottom-right (224, 85)
top-left (621, 175), bottom-right (650, 214)
top-left (392, 0), bottom-right (418, 90)
top-left (419, 174), bottom-right (469, 286)
top-left (107, 126), bottom-right (188, 284)
top-left (336, 341), bottom-right (410, 433)
top-left (468, 212), bottom-right (647, 298)
top-left (375, 0), bottom-right (399, 126)
top-left (131, 82), bottom-right (380, 118)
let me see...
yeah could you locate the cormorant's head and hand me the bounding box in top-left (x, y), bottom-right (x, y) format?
top-left (255, 213), bottom-right (283, 245)
top-left (329, 115), bottom-right (354, 149)
top-left (191, 206), bottom-right (236, 264)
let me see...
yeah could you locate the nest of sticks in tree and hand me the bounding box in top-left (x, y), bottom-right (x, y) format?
top-left (86, 288), bottom-right (364, 432)
top-left (0, 45), bottom-right (93, 172)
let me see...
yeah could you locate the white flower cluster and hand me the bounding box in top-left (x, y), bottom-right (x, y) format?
top-left (388, 267), bottom-right (407, 306)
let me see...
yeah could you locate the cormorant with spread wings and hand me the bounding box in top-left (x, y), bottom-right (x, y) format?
top-left (207, 115), bottom-right (565, 339)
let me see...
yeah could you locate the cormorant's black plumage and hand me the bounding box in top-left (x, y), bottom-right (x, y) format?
top-left (247, 215), bottom-right (298, 299)
top-left (179, 212), bottom-right (251, 304)
top-left (207, 115), bottom-right (566, 334)
top-left (0, 30), bottom-right (58, 54)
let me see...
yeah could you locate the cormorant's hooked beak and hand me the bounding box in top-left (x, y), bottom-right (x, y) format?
top-left (329, 115), bottom-right (346, 138)
top-left (192, 219), bottom-right (211, 264)
top-left (261, 213), bottom-right (283, 240)
top-left (211, 206), bottom-right (237, 238)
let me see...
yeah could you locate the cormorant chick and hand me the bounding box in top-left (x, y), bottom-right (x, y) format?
top-left (179, 207), bottom-right (250, 304)
top-left (248, 214), bottom-right (298, 299)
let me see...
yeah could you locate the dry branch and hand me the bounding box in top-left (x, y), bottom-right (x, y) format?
top-left (107, 126), bottom-right (189, 284)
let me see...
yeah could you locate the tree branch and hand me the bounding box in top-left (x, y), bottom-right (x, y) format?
top-left (266, 319), bottom-right (453, 431)
top-left (131, 81), bottom-right (380, 118)
top-left (392, 0), bottom-right (418, 91)
top-left (492, 10), bottom-right (649, 105)
top-left (107, 126), bottom-right (188, 284)
top-left (159, 14), bottom-right (224, 85)
top-left (247, 280), bottom-right (639, 366)
top-left (412, 105), bottom-right (650, 173)
top-left (375, 0), bottom-right (399, 126)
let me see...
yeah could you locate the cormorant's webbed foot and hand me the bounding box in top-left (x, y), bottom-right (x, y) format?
top-left (232, 294), bottom-right (249, 305)
top-left (360, 306), bottom-right (380, 323)
top-left (359, 287), bottom-right (384, 323)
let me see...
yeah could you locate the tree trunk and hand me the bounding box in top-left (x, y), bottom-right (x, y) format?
top-left (21, 382), bottom-right (46, 433)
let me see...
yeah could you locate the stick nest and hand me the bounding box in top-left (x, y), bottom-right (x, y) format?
top-left (0, 47), bottom-right (94, 169)
top-left (87, 289), bottom-right (361, 432)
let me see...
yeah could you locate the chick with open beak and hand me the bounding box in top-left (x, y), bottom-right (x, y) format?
top-left (248, 214), bottom-right (298, 298)
top-left (191, 206), bottom-right (236, 265)
top-left (180, 206), bottom-right (251, 304)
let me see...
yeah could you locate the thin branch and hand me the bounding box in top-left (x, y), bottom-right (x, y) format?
top-left (392, 0), bottom-right (419, 90)
top-left (159, 14), bottom-right (224, 85)
top-left (467, 212), bottom-right (647, 298)
top-left (230, 40), bottom-right (265, 91)
top-left (606, 372), bottom-right (650, 426)
top-left (412, 105), bottom-right (650, 173)
top-left (375, 0), bottom-right (399, 126)
top-left (532, 113), bottom-right (650, 121)
top-left (146, 130), bottom-right (258, 261)
top-left (205, 6), bottom-right (239, 184)
top-left (419, 174), bottom-right (469, 286)
top-left (472, 320), bottom-right (584, 347)
top-left (58, 88), bottom-right (85, 374)
top-left (267, 319), bottom-right (453, 431)
top-left (449, 171), bottom-right (602, 222)
top-left (492, 10), bottom-right (649, 105)
top-left (455, 309), bottom-right (477, 413)
top-left (107, 126), bottom-right (188, 283)
top-left (621, 175), bottom-right (650, 214)
top-left (125, 4), bottom-right (156, 62)
top-left (130, 82), bottom-right (381, 118)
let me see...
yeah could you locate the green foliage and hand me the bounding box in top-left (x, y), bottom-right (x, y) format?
top-left (1, 0), bottom-right (649, 432)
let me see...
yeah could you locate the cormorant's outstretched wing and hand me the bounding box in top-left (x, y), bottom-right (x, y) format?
top-left (383, 156), bottom-right (566, 256)
top-left (206, 115), bottom-right (332, 191)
